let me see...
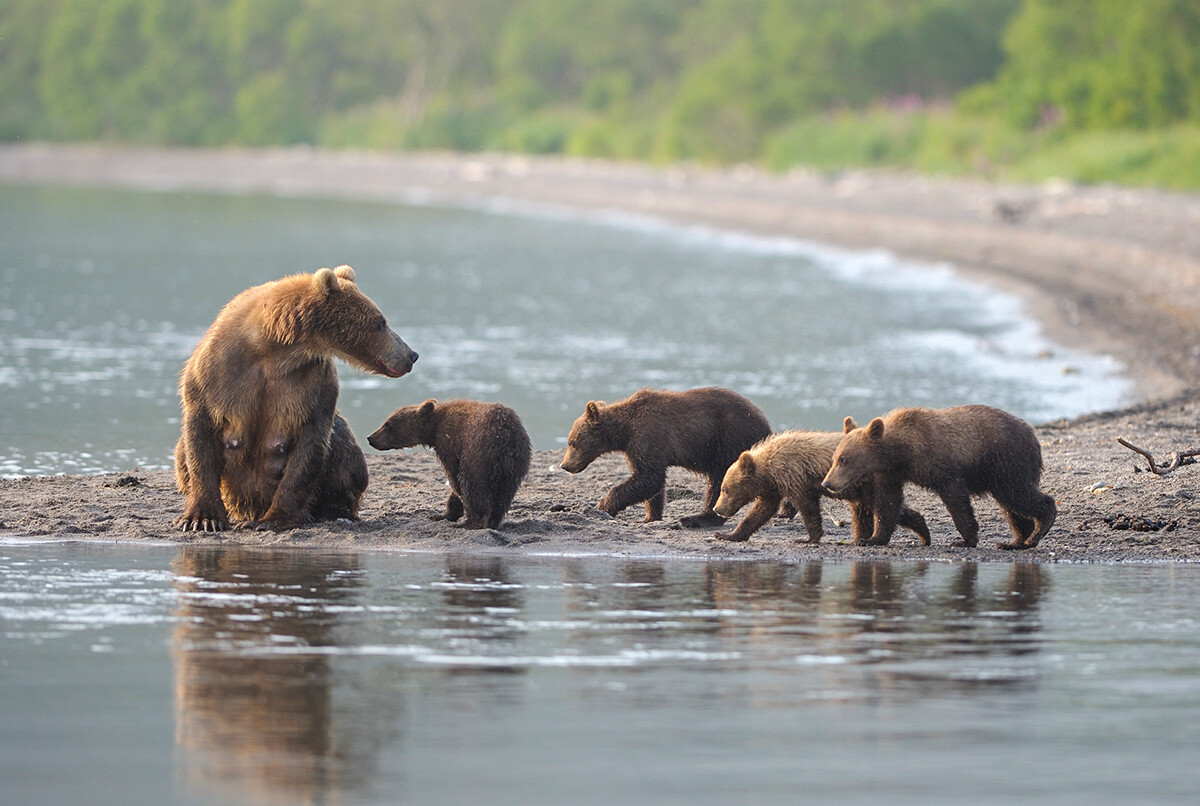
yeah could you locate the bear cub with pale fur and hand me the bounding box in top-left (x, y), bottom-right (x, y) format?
top-left (822, 405), bottom-right (1056, 550)
top-left (560, 387), bottom-right (772, 526)
top-left (714, 430), bottom-right (930, 544)
top-left (369, 399), bottom-right (531, 530)
top-left (174, 266), bottom-right (417, 532)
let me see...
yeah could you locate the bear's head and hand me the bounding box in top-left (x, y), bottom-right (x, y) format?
top-left (713, 451), bottom-right (766, 518)
top-left (367, 399), bottom-right (436, 451)
top-left (560, 401), bottom-right (613, 473)
top-left (266, 266), bottom-right (419, 377)
top-left (821, 416), bottom-right (885, 495)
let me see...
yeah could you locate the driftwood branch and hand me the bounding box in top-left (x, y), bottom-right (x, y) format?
top-left (1115, 437), bottom-right (1200, 475)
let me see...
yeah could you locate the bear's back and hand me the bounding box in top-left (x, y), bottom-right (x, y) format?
top-left (436, 400), bottom-right (531, 463)
top-left (886, 405), bottom-right (1041, 483)
top-left (755, 430), bottom-right (842, 486)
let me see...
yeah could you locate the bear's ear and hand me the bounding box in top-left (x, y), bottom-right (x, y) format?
top-left (866, 418), bottom-right (885, 439)
top-left (420, 399), bottom-right (436, 417)
top-left (333, 265), bottom-right (356, 283)
top-left (312, 267), bottom-right (343, 296)
top-left (843, 416), bottom-right (858, 434)
top-left (585, 401), bottom-right (602, 421)
top-left (737, 452), bottom-right (756, 475)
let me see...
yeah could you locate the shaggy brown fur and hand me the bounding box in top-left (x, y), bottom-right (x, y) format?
top-left (822, 405), bottom-right (1056, 550)
top-left (368, 399), bottom-right (532, 530)
top-left (560, 387), bottom-right (773, 526)
top-left (174, 266), bottom-right (418, 531)
top-left (713, 430), bottom-right (930, 544)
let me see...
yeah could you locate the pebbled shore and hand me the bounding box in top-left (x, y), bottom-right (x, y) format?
top-left (2, 143), bottom-right (1200, 562)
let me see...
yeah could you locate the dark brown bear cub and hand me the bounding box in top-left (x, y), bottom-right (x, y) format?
top-left (368, 399), bottom-right (532, 530)
top-left (560, 387), bottom-right (772, 526)
top-left (822, 405), bottom-right (1056, 550)
top-left (174, 266), bottom-right (418, 532)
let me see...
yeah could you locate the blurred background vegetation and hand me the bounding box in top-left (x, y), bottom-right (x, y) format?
top-left (3, 0), bottom-right (1199, 188)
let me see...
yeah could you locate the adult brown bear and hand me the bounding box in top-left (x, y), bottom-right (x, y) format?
top-left (822, 405), bottom-right (1056, 550)
top-left (560, 387), bottom-right (773, 526)
top-left (174, 266), bottom-right (417, 531)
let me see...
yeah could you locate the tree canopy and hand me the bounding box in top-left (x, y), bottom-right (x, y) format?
top-left (2, 0), bottom-right (1198, 173)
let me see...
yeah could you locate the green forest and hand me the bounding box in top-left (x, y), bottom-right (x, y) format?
top-left (3, 0), bottom-right (1200, 188)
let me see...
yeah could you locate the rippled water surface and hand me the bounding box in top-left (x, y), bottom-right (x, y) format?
top-left (2, 542), bottom-right (1198, 804)
top-left (0, 184), bottom-right (1128, 476)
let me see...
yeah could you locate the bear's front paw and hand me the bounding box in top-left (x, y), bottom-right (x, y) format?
top-left (714, 531), bottom-right (749, 542)
top-left (175, 510), bottom-right (229, 532)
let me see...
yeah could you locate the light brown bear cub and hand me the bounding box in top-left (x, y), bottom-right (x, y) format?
top-left (822, 405), bottom-right (1056, 550)
top-left (714, 430), bottom-right (930, 544)
top-left (560, 387), bottom-right (772, 527)
top-left (368, 399), bottom-right (532, 530)
top-left (174, 266), bottom-right (418, 532)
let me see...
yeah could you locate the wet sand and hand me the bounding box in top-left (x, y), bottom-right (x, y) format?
top-left (2, 143), bottom-right (1200, 562)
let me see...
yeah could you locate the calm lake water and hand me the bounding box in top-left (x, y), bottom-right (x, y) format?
top-left (2, 541), bottom-right (1199, 805)
top-left (2, 180), bottom-right (1176, 804)
top-left (0, 182), bottom-right (1128, 477)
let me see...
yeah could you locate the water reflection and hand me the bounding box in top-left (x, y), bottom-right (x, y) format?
top-left (171, 547), bottom-right (392, 804)
top-left (167, 550), bottom-right (1048, 804)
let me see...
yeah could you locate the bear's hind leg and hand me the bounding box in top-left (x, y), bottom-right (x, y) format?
top-left (312, 415), bottom-right (368, 522)
top-left (996, 489), bottom-right (1056, 550)
top-left (680, 474), bottom-right (728, 528)
top-left (438, 492), bottom-right (465, 522)
top-left (643, 486), bottom-right (666, 522)
top-left (897, 505), bottom-right (931, 546)
top-left (937, 482), bottom-right (979, 548)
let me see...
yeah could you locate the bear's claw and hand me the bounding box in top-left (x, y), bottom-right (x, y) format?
top-left (175, 515), bottom-right (228, 532)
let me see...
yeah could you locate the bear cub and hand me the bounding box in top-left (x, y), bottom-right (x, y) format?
top-left (560, 387), bottom-right (772, 526)
top-left (714, 430), bottom-right (930, 545)
top-left (174, 265), bottom-right (417, 532)
top-left (369, 399), bottom-right (532, 530)
top-left (822, 405), bottom-right (1056, 550)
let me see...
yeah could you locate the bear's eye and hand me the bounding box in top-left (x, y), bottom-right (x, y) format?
top-left (375, 316), bottom-right (387, 331)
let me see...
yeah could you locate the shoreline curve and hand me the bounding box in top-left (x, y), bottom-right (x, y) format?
top-left (2, 143), bottom-right (1199, 563)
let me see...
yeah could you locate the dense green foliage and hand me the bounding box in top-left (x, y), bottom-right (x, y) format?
top-left (3, 0), bottom-right (1200, 187)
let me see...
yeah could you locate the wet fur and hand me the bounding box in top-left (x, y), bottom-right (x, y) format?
top-left (823, 405), bottom-right (1056, 550)
top-left (368, 399), bottom-right (532, 530)
top-left (560, 387), bottom-right (773, 525)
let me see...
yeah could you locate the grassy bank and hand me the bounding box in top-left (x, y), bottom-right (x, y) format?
top-left (762, 108), bottom-right (1200, 190)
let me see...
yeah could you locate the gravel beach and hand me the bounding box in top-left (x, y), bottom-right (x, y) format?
top-left (2, 143), bottom-right (1199, 563)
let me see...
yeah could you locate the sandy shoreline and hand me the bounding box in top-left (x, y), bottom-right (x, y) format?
top-left (2, 142), bottom-right (1200, 563)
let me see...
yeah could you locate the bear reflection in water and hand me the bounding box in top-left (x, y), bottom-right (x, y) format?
top-left (171, 547), bottom-right (395, 803)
